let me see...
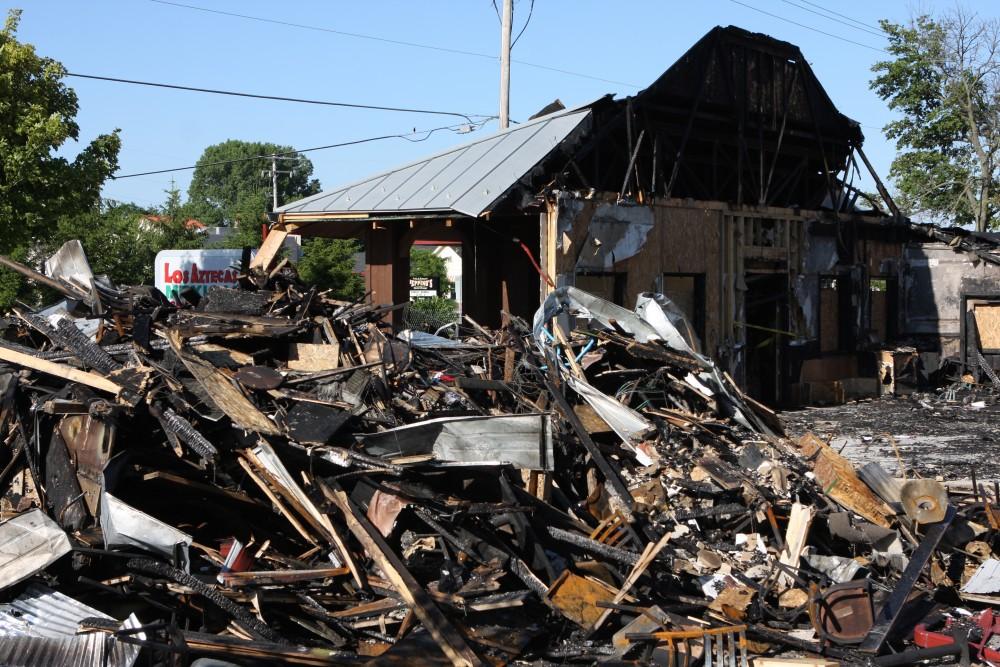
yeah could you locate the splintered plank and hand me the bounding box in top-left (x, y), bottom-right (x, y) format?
top-left (796, 433), bottom-right (892, 528)
top-left (242, 442), bottom-right (363, 588)
top-left (320, 481), bottom-right (482, 667)
top-left (0, 344), bottom-right (123, 396)
top-left (777, 502), bottom-right (814, 590)
top-left (590, 529), bottom-right (673, 632)
top-left (220, 567), bottom-right (349, 586)
top-left (167, 331), bottom-right (280, 435)
top-left (250, 227), bottom-right (288, 272)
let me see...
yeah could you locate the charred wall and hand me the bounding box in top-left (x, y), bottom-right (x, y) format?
top-left (902, 242), bottom-right (1000, 374)
top-left (546, 192), bottom-right (907, 404)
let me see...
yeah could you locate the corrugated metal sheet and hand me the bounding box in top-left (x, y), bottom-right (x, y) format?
top-left (0, 584), bottom-right (141, 667)
top-left (276, 106), bottom-right (592, 218)
top-left (0, 634), bottom-right (116, 667)
top-left (963, 558), bottom-right (1000, 594)
top-left (0, 584), bottom-right (108, 637)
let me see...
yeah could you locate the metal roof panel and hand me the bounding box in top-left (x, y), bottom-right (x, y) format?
top-left (276, 106), bottom-right (593, 219)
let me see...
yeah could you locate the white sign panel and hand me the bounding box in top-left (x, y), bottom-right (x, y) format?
top-left (155, 249), bottom-right (247, 301)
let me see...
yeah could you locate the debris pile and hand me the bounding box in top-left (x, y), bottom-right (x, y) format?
top-left (0, 240), bottom-right (997, 666)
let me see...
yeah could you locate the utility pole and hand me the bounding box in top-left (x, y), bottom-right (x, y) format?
top-left (499, 0), bottom-right (513, 129)
top-left (270, 153), bottom-right (279, 211)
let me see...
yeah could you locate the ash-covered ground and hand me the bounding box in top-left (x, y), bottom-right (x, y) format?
top-left (780, 388), bottom-right (1000, 481)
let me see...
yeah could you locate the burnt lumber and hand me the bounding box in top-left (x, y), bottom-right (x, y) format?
top-left (0, 242), bottom-right (994, 666)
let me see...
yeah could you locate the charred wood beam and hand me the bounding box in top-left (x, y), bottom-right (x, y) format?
top-left (637, 102), bottom-right (851, 143)
top-left (532, 368), bottom-right (634, 515)
top-left (766, 156), bottom-right (809, 207)
top-left (797, 59), bottom-right (841, 217)
top-left (672, 502), bottom-right (748, 521)
top-left (53, 318), bottom-right (122, 376)
top-left (858, 505), bottom-right (956, 653)
top-left (127, 557), bottom-right (283, 643)
top-left (855, 143), bottom-right (902, 219)
top-left (321, 481), bottom-right (483, 667)
top-left (546, 526), bottom-right (641, 565)
top-left (762, 66), bottom-right (800, 204)
top-left (618, 129), bottom-right (645, 201)
top-left (151, 404), bottom-right (219, 462)
top-left (0, 254), bottom-right (91, 305)
top-left (664, 41), bottom-right (718, 199)
top-left (641, 122), bottom-right (850, 162)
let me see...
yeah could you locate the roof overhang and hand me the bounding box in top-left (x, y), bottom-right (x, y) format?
top-left (274, 104), bottom-right (596, 221)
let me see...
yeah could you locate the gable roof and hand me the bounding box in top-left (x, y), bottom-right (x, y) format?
top-left (276, 104), bottom-right (594, 219)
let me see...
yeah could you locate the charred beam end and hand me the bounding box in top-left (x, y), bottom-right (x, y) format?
top-left (127, 557), bottom-right (283, 643)
top-left (671, 502), bottom-right (748, 522)
top-left (546, 526), bottom-right (641, 566)
top-left (156, 406), bottom-right (219, 462)
top-left (54, 317), bottom-right (122, 376)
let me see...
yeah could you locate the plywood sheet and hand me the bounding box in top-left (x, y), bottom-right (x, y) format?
top-left (287, 342), bottom-right (341, 371)
top-left (974, 305), bottom-right (1000, 351)
top-left (796, 433), bottom-right (892, 528)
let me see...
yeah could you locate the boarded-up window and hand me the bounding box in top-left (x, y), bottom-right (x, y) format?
top-left (974, 304), bottom-right (1000, 352)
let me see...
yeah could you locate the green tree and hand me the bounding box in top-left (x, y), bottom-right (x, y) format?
top-left (407, 247), bottom-right (457, 331)
top-left (187, 140), bottom-right (320, 227)
top-left (205, 190), bottom-right (266, 249)
top-left (409, 247), bottom-right (453, 295)
top-left (0, 9), bottom-right (121, 307)
top-left (297, 238), bottom-right (365, 300)
top-left (871, 9), bottom-right (1000, 230)
top-left (49, 188), bottom-right (201, 288)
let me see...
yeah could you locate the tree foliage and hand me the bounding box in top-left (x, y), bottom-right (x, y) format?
top-left (187, 140), bottom-right (320, 226)
top-left (49, 202), bottom-right (198, 289)
top-left (204, 190), bottom-right (266, 250)
top-left (297, 238), bottom-right (365, 300)
top-left (871, 9), bottom-right (1000, 230)
top-left (0, 9), bottom-right (120, 307)
top-left (410, 247), bottom-right (453, 295)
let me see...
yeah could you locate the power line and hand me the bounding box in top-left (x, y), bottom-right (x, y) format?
top-left (727, 0), bottom-right (887, 54)
top-left (777, 0), bottom-right (885, 39)
top-left (111, 121), bottom-right (490, 180)
top-left (149, 0), bottom-right (640, 88)
top-left (66, 73), bottom-right (491, 123)
top-left (512, 0), bottom-right (535, 48)
top-left (797, 0), bottom-right (885, 33)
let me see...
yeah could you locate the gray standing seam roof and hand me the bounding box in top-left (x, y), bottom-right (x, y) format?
top-left (276, 106), bottom-right (593, 219)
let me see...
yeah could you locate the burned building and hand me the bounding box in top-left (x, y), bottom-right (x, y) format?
top-left (266, 25), bottom-right (979, 405)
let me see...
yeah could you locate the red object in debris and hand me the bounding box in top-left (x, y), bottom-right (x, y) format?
top-left (218, 538), bottom-right (254, 574)
top-left (914, 609), bottom-right (1000, 662)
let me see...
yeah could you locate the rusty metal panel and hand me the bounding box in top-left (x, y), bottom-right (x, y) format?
top-left (59, 414), bottom-right (114, 516)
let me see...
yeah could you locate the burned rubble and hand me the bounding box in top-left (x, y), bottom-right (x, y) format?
top-left (0, 241), bottom-right (997, 666)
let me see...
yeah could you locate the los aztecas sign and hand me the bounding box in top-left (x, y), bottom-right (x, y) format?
top-left (155, 249), bottom-right (247, 301)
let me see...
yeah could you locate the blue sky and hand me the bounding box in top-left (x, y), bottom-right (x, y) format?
top-left (5, 0), bottom-right (997, 209)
